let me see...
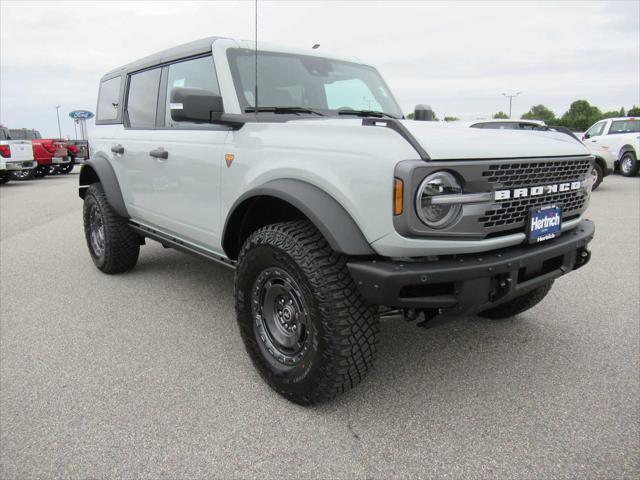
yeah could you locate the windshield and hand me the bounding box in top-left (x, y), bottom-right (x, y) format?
top-left (227, 49), bottom-right (403, 118)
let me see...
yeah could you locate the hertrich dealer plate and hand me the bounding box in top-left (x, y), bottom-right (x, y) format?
top-left (527, 205), bottom-right (562, 243)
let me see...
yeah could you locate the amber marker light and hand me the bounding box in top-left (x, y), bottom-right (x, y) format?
top-left (394, 178), bottom-right (404, 215)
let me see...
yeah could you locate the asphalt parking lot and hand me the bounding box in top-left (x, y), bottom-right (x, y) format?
top-left (1, 171), bottom-right (638, 479)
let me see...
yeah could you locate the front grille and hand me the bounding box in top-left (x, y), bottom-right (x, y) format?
top-left (481, 158), bottom-right (592, 187)
top-left (478, 157), bottom-right (592, 231)
top-left (479, 190), bottom-right (587, 228)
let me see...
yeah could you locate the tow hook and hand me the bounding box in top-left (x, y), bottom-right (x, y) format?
top-left (402, 308), bottom-right (441, 328)
top-left (575, 248), bottom-right (591, 269)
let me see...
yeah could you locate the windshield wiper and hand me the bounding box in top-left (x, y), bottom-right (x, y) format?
top-left (245, 106), bottom-right (325, 116)
top-left (338, 109), bottom-right (397, 119)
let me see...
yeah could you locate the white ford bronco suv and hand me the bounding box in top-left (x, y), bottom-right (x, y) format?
top-left (81, 37), bottom-right (595, 404)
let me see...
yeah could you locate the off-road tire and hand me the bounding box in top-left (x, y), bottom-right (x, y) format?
top-left (83, 183), bottom-right (140, 274)
top-left (591, 162), bottom-right (603, 190)
top-left (478, 281), bottom-right (553, 319)
top-left (235, 220), bottom-right (379, 405)
top-left (620, 152), bottom-right (639, 177)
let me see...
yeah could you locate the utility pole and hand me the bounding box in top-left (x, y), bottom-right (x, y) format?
top-left (55, 105), bottom-right (62, 138)
top-left (501, 92), bottom-right (521, 118)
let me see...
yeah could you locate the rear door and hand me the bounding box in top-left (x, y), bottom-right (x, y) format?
top-left (606, 119), bottom-right (640, 158)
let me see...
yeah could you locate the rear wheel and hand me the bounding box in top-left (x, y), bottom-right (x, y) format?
top-left (10, 169), bottom-right (34, 181)
top-left (58, 161), bottom-right (74, 174)
top-left (0, 172), bottom-right (10, 185)
top-left (620, 152), bottom-right (639, 177)
top-left (235, 220), bottom-right (379, 405)
top-left (83, 183), bottom-right (140, 274)
top-left (478, 281), bottom-right (553, 319)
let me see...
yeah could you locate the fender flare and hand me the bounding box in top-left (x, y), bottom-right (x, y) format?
top-left (618, 144), bottom-right (637, 161)
top-left (222, 179), bottom-right (374, 257)
top-left (78, 157), bottom-right (129, 218)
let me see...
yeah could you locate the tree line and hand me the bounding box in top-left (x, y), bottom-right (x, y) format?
top-left (407, 101), bottom-right (639, 131)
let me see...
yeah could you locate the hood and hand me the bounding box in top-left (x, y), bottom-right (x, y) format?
top-left (398, 120), bottom-right (589, 160)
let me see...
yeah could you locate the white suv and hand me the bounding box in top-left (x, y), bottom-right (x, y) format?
top-left (582, 117), bottom-right (639, 177)
top-left (81, 37), bottom-right (596, 404)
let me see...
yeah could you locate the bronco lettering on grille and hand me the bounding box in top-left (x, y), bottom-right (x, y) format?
top-left (494, 181), bottom-right (582, 201)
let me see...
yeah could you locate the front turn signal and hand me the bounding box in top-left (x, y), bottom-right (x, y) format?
top-left (394, 178), bottom-right (404, 215)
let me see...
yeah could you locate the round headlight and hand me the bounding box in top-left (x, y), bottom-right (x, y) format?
top-left (416, 171), bottom-right (462, 228)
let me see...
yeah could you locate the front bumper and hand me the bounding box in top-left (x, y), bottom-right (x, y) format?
top-left (348, 219), bottom-right (595, 315)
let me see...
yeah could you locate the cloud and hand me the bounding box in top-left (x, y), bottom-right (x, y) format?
top-left (1, 0), bottom-right (638, 136)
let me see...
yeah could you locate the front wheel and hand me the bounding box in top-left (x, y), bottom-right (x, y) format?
top-left (620, 152), bottom-right (639, 177)
top-left (478, 281), bottom-right (553, 319)
top-left (235, 221), bottom-right (379, 405)
top-left (591, 163), bottom-right (603, 190)
top-left (83, 183), bottom-right (140, 273)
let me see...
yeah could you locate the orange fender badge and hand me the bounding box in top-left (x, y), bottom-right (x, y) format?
top-left (225, 153), bottom-right (235, 167)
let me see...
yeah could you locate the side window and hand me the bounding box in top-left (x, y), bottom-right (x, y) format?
top-left (609, 119), bottom-right (640, 135)
top-left (586, 122), bottom-right (606, 137)
top-left (479, 122), bottom-right (517, 130)
top-left (165, 56), bottom-right (220, 127)
top-left (126, 68), bottom-right (161, 128)
top-left (96, 76), bottom-right (122, 123)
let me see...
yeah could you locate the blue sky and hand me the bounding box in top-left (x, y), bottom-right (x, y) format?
top-left (1, 0), bottom-right (638, 137)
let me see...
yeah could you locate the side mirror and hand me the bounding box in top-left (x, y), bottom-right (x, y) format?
top-left (582, 133), bottom-right (589, 140)
top-left (414, 104), bottom-right (434, 121)
top-left (170, 87), bottom-right (223, 123)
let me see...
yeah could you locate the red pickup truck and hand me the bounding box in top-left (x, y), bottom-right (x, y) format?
top-left (8, 129), bottom-right (69, 178)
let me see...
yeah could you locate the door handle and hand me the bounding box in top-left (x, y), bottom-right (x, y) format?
top-left (111, 144), bottom-right (124, 154)
top-left (149, 148), bottom-right (168, 160)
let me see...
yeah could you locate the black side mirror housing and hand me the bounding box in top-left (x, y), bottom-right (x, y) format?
top-left (170, 87), bottom-right (224, 123)
top-left (414, 104), bottom-right (434, 121)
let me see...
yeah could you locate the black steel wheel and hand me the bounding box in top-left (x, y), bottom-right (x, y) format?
top-left (235, 220), bottom-right (379, 405)
top-left (83, 183), bottom-right (140, 273)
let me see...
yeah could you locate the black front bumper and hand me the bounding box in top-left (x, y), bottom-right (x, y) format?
top-left (348, 219), bottom-right (595, 315)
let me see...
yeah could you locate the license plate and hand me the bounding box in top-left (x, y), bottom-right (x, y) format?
top-left (527, 205), bottom-right (562, 244)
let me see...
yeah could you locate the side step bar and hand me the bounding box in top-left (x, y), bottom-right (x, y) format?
top-left (128, 221), bottom-right (236, 269)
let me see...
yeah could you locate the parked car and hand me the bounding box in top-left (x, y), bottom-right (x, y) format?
top-left (468, 119), bottom-right (605, 189)
top-left (0, 125), bottom-right (37, 184)
top-left (582, 117), bottom-right (640, 177)
top-left (81, 37), bottom-right (595, 404)
top-left (9, 129), bottom-right (70, 178)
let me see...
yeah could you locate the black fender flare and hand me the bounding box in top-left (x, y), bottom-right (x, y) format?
top-left (222, 179), bottom-right (374, 258)
top-left (78, 157), bottom-right (129, 218)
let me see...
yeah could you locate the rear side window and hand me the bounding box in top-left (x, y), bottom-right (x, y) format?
top-left (164, 56), bottom-right (220, 127)
top-left (474, 122), bottom-right (518, 130)
top-left (126, 68), bottom-right (161, 128)
top-left (97, 76), bottom-right (122, 123)
top-left (609, 119), bottom-right (640, 135)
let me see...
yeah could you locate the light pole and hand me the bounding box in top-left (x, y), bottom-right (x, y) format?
top-left (55, 105), bottom-right (62, 138)
top-left (501, 92), bottom-right (521, 118)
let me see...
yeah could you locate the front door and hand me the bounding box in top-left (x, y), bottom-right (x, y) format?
top-left (118, 55), bottom-right (228, 251)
